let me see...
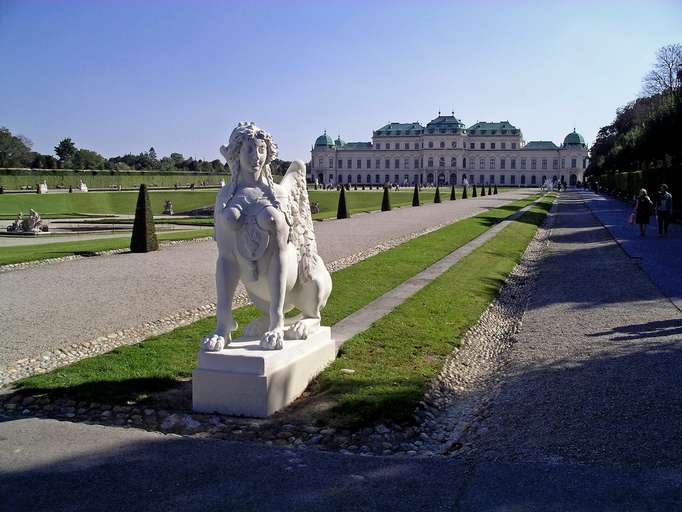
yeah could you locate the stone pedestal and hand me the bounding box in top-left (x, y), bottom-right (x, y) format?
top-left (192, 326), bottom-right (335, 417)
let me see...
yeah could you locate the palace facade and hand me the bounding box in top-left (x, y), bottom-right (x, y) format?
top-left (310, 114), bottom-right (588, 187)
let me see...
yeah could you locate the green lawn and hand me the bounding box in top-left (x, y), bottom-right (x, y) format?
top-left (0, 187), bottom-right (524, 220)
top-left (0, 229), bottom-right (214, 265)
top-left (13, 194), bottom-right (544, 410)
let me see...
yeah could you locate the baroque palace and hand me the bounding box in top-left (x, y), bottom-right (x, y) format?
top-left (310, 113), bottom-right (588, 187)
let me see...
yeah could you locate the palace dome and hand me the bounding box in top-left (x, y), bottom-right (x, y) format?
top-left (563, 130), bottom-right (585, 146)
top-left (314, 131), bottom-right (334, 147)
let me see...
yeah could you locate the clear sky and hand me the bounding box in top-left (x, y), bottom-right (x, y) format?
top-left (1, 0), bottom-right (680, 162)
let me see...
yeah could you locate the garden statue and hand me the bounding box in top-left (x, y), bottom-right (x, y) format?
top-left (163, 200), bottom-right (174, 215)
top-left (202, 122), bottom-right (332, 352)
top-left (79, 179), bottom-right (88, 192)
top-left (7, 209), bottom-right (47, 233)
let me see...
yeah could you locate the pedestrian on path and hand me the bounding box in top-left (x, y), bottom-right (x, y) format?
top-left (657, 184), bottom-right (673, 236)
top-left (634, 188), bottom-right (654, 237)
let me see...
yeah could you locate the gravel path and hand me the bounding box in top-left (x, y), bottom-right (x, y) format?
top-left (452, 192), bottom-right (682, 509)
top-left (0, 190), bottom-right (534, 368)
top-left (581, 190), bottom-right (682, 311)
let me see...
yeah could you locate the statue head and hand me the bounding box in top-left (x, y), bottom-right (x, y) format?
top-left (221, 122), bottom-right (277, 184)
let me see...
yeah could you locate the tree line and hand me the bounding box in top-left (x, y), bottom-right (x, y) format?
top-left (588, 43), bottom-right (682, 178)
top-left (0, 129), bottom-right (292, 175)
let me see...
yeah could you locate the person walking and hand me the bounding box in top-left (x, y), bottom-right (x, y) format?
top-left (657, 184), bottom-right (673, 236)
top-left (634, 188), bottom-right (654, 237)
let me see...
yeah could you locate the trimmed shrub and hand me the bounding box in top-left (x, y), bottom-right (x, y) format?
top-left (381, 186), bottom-right (391, 211)
top-left (336, 186), bottom-right (349, 219)
top-left (493, 184), bottom-right (498, 194)
top-left (130, 184), bottom-right (159, 253)
top-left (434, 185), bottom-right (441, 203)
top-left (472, 184), bottom-right (478, 197)
top-left (488, 185), bottom-right (492, 195)
top-left (450, 184), bottom-right (456, 200)
top-left (462, 186), bottom-right (468, 199)
top-left (481, 185), bottom-right (486, 197)
top-left (412, 182), bottom-right (420, 206)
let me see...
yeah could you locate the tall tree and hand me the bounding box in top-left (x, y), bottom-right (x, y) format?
top-left (642, 43), bottom-right (682, 97)
top-left (0, 127), bottom-right (32, 167)
top-left (55, 138), bottom-right (77, 162)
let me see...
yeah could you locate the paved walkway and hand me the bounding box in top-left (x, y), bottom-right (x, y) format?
top-left (2, 192), bottom-right (681, 510)
top-left (0, 190), bottom-right (534, 368)
top-left (581, 190), bottom-right (682, 311)
top-left (455, 192), bottom-right (682, 509)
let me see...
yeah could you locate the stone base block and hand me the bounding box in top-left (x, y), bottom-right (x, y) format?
top-left (192, 326), bottom-right (334, 417)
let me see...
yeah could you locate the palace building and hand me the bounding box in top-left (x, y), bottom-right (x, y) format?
top-left (310, 113), bottom-right (588, 187)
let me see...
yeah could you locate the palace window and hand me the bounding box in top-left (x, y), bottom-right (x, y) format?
top-left (479, 175), bottom-right (484, 184)
top-left (384, 175), bottom-right (389, 183)
top-left (489, 158), bottom-right (496, 169)
top-left (376, 144), bottom-right (380, 150)
top-left (470, 142), bottom-right (475, 149)
top-left (462, 157), bottom-right (467, 168)
top-left (510, 158), bottom-right (516, 169)
top-left (428, 157), bottom-right (434, 168)
top-left (318, 158), bottom-right (322, 168)
top-left (490, 174), bottom-right (495, 184)
top-left (329, 158), bottom-right (333, 168)
top-left (531, 175), bottom-right (537, 185)
top-left (440, 141), bottom-right (445, 149)
top-left (347, 159), bottom-right (352, 169)
top-left (451, 141), bottom-right (457, 148)
top-left (500, 175), bottom-right (506, 184)
top-left (428, 141), bottom-right (434, 148)
top-left (338, 160), bottom-right (343, 169)
top-left (394, 174), bottom-right (399, 183)
top-left (404, 143), bottom-right (409, 149)
top-left (404, 158), bottom-right (409, 169)
top-left (357, 159), bottom-right (362, 169)
top-left (439, 157), bottom-right (445, 167)
top-left (521, 175), bottom-right (526, 185)
top-left (521, 158), bottom-right (526, 170)
top-left (375, 174), bottom-right (380, 183)
top-left (451, 157), bottom-right (457, 167)
top-left (347, 175), bottom-right (352, 183)
top-left (385, 159), bottom-right (390, 169)
top-left (501, 142), bottom-right (506, 149)
top-left (552, 159), bottom-right (558, 170)
top-left (491, 142), bottom-right (496, 149)
top-left (414, 158), bottom-right (420, 168)
top-left (357, 174), bottom-right (362, 183)
top-left (414, 143), bottom-right (419, 149)
top-left (500, 158), bottom-right (506, 169)
top-left (480, 142), bottom-right (486, 149)
top-left (511, 142), bottom-right (517, 149)
top-left (511, 175), bottom-right (516, 185)
top-left (375, 159), bottom-right (380, 169)
top-left (479, 158), bottom-right (485, 169)
top-left (542, 159), bottom-right (547, 170)
top-left (561, 158), bottom-right (565, 169)
top-left (571, 158), bottom-right (577, 168)
top-left (395, 159), bottom-right (400, 169)
top-left (531, 159), bottom-right (537, 170)
top-left (367, 159), bottom-right (372, 169)
top-left (385, 143), bottom-right (390, 149)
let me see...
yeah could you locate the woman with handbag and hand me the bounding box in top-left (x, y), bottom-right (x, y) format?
top-left (634, 189), bottom-right (654, 237)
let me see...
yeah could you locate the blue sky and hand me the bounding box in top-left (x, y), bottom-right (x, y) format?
top-left (1, 0), bottom-right (680, 161)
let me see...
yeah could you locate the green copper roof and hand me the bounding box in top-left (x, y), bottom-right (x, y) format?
top-left (337, 142), bottom-right (372, 150)
top-left (522, 141), bottom-right (559, 150)
top-left (468, 121), bottom-right (520, 135)
top-left (426, 115), bottom-right (465, 130)
top-left (315, 131), bottom-right (334, 147)
top-left (374, 122), bottom-right (424, 135)
top-left (563, 130), bottom-right (585, 146)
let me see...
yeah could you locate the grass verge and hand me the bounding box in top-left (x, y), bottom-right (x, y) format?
top-left (0, 229), bottom-right (214, 266)
top-left (13, 194), bottom-right (546, 414)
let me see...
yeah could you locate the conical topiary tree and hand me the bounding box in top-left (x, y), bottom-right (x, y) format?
top-left (381, 186), bottom-right (391, 211)
top-left (412, 182), bottom-right (420, 206)
top-left (462, 185), bottom-right (468, 199)
top-left (472, 184), bottom-right (478, 197)
top-left (130, 184), bottom-right (159, 253)
top-left (494, 184), bottom-right (498, 194)
top-left (481, 184), bottom-right (486, 197)
top-left (450, 184), bottom-right (456, 200)
top-left (337, 186), bottom-right (349, 219)
top-left (434, 185), bottom-right (441, 203)
top-left (488, 184), bottom-right (492, 195)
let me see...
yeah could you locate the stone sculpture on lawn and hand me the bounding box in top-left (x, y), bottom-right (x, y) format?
top-left (201, 122), bottom-right (332, 352)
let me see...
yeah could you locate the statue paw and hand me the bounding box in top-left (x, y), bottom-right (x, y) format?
top-left (285, 320), bottom-right (310, 340)
top-left (260, 329), bottom-right (284, 350)
top-left (201, 334), bottom-right (226, 352)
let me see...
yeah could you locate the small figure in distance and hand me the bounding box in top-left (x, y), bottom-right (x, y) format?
top-left (634, 188), bottom-right (654, 237)
top-left (657, 184), bottom-right (673, 237)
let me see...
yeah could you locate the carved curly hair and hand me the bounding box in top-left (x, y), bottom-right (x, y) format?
top-left (220, 122), bottom-right (281, 210)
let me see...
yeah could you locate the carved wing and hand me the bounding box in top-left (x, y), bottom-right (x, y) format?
top-left (280, 160), bottom-right (321, 281)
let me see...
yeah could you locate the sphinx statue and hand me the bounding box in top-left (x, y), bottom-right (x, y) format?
top-left (202, 122), bottom-right (332, 351)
